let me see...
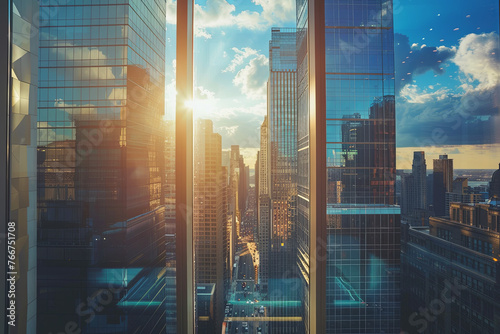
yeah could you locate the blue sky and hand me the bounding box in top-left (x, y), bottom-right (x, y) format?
top-left (165, 0), bottom-right (500, 169)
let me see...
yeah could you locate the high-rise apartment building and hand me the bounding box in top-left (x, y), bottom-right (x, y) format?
top-left (296, 0), bottom-right (400, 332)
top-left (194, 119), bottom-right (226, 331)
top-left (36, 1), bottom-right (169, 332)
top-left (1, 1), bottom-right (39, 332)
top-left (433, 154), bottom-right (454, 216)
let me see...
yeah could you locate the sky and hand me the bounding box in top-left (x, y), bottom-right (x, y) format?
top-left (164, 0), bottom-right (500, 170)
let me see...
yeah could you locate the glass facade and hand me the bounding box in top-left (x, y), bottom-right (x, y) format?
top-left (324, 1), bottom-right (400, 332)
top-left (1, 1), bottom-right (499, 333)
top-left (297, 0), bottom-right (400, 332)
top-left (2, 0), bottom-right (40, 332)
top-left (296, 0), bottom-right (311, 331)
top-left (37, 1), bottom-right (172, 333)
top-left (267, 27), bottom-right (303, 332)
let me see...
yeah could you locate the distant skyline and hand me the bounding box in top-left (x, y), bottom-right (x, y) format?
top-left (165, 0), bottom-right (499, 169)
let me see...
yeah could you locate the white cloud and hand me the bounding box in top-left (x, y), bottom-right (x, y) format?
top-left (219, 125), bottom-right (239, 136)
top-left (166, 0), bottom-right (177, 24)
top-left (218, 102), bottom-right (267, 118)
top-left (253, 0), bottom-right (295, 23)
top-left (223, 47), bottom-right (259, 72)
top-left (239, 147), bottom-right (260, 168)
top-left (38, 121), bottom-right (70, 143)
top-left (195, 86), bottom-right (216, 100)
top-left (166, 0), bottom-right (295, 38)
top-left (453, 32), bottom-right (500, 91)
top-left (52, 42), bottom-right (116, 81)
top-left (233, 54), bottom-right (269, 99)
top-left (195, 27), bottom-right (213, 39)
top-left (54, 99), bottom-right (96, 117)
top-left (400, 84), bottom-right (450, 104)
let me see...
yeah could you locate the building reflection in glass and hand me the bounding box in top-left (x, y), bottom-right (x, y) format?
top-left (36, 1), bottom-right (173, 333)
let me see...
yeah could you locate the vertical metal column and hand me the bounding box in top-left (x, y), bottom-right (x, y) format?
top-left (176, 0), bottom-right (195, 333)
top-left (308, 0), bottom-right (327, 332)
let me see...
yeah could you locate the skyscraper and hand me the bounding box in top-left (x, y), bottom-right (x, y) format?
top-left (401, 151), bottom-right (429, 225)
top-left (433, 154), bottom-right (454, 216)
top-left (412, 151), bottom-right (427, 210)
top-left (37, 1), bottom-right (169, 332)
top-left (1, 0), bottom-right (39, 332)
top-left (194, 119), bottom-right (226, 331)
top-left (266, 27), bottom-right (301, 331)
top-left (296, 0), bottom-right (400, 332)
top-left (268, 28), bottom-right (298, 271)
top-left (258, 117), bottom-right (270, 291)
top-left (229, 145), bottom-right (242, 271)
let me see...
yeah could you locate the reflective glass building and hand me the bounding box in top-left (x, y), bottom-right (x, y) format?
top-left (268, 28), bottom-right (298, 278)
top-left (266, 27), bottom-right (303, 332)
top-left (36, 1), bottom-right (171, 333)
top-left (297, 0), bottom-right (400, 332)
top-left (1, 0), bottom-right (39, 332)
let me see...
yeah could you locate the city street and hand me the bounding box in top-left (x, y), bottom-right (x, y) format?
top-left (225, 240), bottom-right (268, 334)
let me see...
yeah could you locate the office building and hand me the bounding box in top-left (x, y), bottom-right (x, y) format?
top-left (433, 155), bottom-right (454, 216)
top-left (412, 151), bottom-right (427, 210)
top-left (401, 173), bottom-right (414, 216)
top-left (296, 0), bottom-right (400, 332)
top-left (1, 0), bottom-right (39, 332)
top-left (239, 154), bottom-right (249, 217)
top-left (194, 119), bottom-right (226, 331)
top-left (228, 145), bottom-right (242, 279)
top-left (266, 27), bottom-right (301, 331)
top-left (196, 284), bottom-right (217, 333)
top-left (401, 152), bottom-right (429, 226)
top-left (267, 27), bottom-right (298, 274)
top-left (444, 177), bottom-right (484, 215)
top-left (401, 199), bottom-right (500, 333)
top-left (258, 117), bottom-right (271, 291)
top-left (37, 1), bottom-right (169, 332)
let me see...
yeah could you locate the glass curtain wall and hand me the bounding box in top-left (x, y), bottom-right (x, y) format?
top-left (37, 1), bottom-right (171, 333)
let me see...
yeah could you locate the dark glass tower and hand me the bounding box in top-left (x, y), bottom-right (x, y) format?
top-left (297, 0), bottom-right (400, 332)
top-left (37, 1), bottom-right (170, 333)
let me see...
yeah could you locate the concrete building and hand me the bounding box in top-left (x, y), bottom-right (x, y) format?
top-left (401, 199), bottom-right (500, 333)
